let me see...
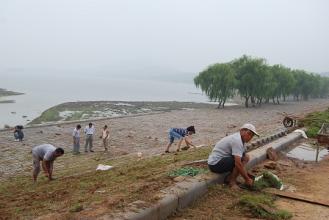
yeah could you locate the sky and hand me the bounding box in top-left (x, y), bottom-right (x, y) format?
top-left (1, 0), bottom-right (329, 76)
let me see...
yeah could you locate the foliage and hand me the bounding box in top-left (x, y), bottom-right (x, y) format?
top-left (253, 171), bottom-right (283, 191)
top-left (168, 166), bottom-right (208, 177)
top-left (194, 55), bottom-right (329, 108)
top-left (239, 194), bottom-right (292, 220)
top-left (195, 63), bottom-right (236, 108)
top-left (301, 108), bottom-right (329, 138)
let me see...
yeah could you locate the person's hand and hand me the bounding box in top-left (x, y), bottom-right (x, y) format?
top-left (245, 177), bottom-right (253, 186)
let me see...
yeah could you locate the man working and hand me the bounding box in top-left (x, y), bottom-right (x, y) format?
top-left (208, 123), bottom-right (259, 189)
top-left (32, 144), bottom-right (64, 182)
top-left (165, 126), bottom-right (196, 153)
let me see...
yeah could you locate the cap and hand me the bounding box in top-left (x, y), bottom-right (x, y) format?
top-left (240, 123), bottom-right (259, 136)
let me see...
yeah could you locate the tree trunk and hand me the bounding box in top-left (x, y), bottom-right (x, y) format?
top-left (244, 96), bottom-right (249, 108)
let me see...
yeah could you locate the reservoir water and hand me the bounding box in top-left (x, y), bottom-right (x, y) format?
top-left (0, 73), bottom-right (208, 128)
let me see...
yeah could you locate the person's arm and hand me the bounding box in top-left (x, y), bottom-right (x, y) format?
top-left (184, 136), bottom-right (195, 147)
top-left (233, 155), bottom-right (253, 186)
top-left (105, 130), bottom-right (109, 139)
top-left (42, 160), bottom-right (53, 180)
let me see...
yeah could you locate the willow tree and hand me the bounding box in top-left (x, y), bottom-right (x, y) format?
top-left (231, 55), bottom-right (269, 107)
top-left (194, 63), bottom-right (236, 108)
top-left (270, 65), bottom-right (295, 103)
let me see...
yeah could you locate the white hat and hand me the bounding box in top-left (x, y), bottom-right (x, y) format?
top-left (240, 123), bottom-right (259, 136)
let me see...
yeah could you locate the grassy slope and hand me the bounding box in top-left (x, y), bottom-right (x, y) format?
top-left (0, 147), bottom-right (211, 219)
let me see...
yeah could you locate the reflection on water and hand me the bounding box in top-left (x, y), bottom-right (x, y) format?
top-left (1, 74), bottom-right (210, 128)
top-left (286, 143), bottom-right (329, 161)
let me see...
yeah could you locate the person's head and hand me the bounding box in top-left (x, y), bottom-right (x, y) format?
top-left (54, 147), bottom-right (64, 157)
top-left (76, 124), bottom-right (81, 129)
top-left (103, 125), bottom-right (107, 129)
top-left (240, 123), bottom-right (259, 143)
top-left (89, 123), bottom-right (93, 128)
top-left (186, 126), bottom-right (196, 135)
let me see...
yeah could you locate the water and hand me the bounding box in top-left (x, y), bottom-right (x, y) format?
top-left (0, 73), bottom-right (209, 128)
top-left (286, 143), bottom-right (329, 161)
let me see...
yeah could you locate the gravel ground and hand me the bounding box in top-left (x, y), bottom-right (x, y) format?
top-left (1, 99), bottom-right (329, 181)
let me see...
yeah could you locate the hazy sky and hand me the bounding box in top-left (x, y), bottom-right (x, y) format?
top-left (1, 0), bottom-right (328, 74)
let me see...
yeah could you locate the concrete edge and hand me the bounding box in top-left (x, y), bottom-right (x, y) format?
top-left (105, 131), bottom-right (303, 220)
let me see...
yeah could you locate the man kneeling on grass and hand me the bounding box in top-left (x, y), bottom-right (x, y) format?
top-left (207, 124), bottom-right (259, 189)
top-left (32, 144), bottom-right (64, 182)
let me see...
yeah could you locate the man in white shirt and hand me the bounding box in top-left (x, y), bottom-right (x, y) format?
top-left (72, 124), bottom-right (81, 154)
top-left (208, 123), bottom-right (259, 189)
top-left (32, 144), bottom-right (64, 182)
top-left (84, 123), bottom-right (95, 152)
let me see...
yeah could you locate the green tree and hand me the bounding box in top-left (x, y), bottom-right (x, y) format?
top-left (194, 63), bottom-right (236, 108)
top-left (231, 55), bottom-right (269, 107)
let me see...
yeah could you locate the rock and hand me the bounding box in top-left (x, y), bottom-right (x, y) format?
top-left (22, 115), bottom-right (27, 118)
top-left (173, 176), bottom-right (186, 182)
top-left (55, 133), bottom-right (61, 136)
top-left (278, 160), bottom-right (292, 167)
top-left (266, 147), bottom-right (278, 161)
top-left (264, 161), bottom-right (277, 169)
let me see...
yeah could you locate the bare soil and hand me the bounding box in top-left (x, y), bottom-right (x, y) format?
top-left (169, 141), bottom-right (329, 220)
top-left (1, 99), bottom-right (329, 219)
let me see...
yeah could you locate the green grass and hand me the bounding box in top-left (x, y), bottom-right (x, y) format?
top-left (239, 194), bottom-right (292, 220)
top-left (29, 107), bottom-right (61, 124)
top-left (301, 108), bottom-right (329, 138)
top-left (28, 101), bottom-right (215, 125)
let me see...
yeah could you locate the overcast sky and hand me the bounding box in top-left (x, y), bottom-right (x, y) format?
top-left (1, 0), bottom-right (328, 75)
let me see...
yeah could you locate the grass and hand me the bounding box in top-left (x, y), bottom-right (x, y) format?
top-left (0, 147), bottom-right (212, 219)
top-left (28, 101), bottom-right (215, 125)
top-left (301, 107), bottom-right (329, 138)
top-left (239, 194), bottom-right (292, 220)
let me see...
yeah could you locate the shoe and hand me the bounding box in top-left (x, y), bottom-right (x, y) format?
top-left (85, 150), bottom-right (88, 153)
top-left (165, 150), bottom-right (170, 153)
top-left (90, 150), bottom-right (94, 152)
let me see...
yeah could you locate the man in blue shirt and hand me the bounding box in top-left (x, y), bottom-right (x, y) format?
top-left (165, 126), bottom-right (196, 153)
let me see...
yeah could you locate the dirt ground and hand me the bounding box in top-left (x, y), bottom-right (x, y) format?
top-left (170, 141), bottom-right (329, 220)
top-left (1, 99), bottom-right (329, 219)
top-left (1, 99), bottom-right (329, 181)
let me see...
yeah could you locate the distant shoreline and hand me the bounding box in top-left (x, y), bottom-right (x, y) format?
top-left (0, 88), bottom-right (24, 100)
top-left (28, 100), bottom-right (219, 125)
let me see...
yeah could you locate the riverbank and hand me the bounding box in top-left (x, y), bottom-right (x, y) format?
top-left (28, 101), bottom-right (217, 125)
top-left (0, 99), bottom-right (329, 218)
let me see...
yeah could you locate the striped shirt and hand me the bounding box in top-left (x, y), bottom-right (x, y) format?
top-left (172, 128), bottom-right (187, 137)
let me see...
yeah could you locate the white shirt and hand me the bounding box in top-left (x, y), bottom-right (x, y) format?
top-left (72, 128), bottom-right (80, 138)
top-left (84, 126), bottom-right (95, 135)
top-left (208, 132), bottom-right (245, 165)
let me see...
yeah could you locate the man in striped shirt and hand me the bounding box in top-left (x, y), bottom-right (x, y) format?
top-left (165, 126), bottom-right (196, 153)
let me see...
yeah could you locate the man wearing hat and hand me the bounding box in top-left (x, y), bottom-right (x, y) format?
top-left (207, 123), bottom-right (259, 188)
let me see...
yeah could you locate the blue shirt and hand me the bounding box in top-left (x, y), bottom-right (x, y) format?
top-left (172, 128), bottom-right (187, 137)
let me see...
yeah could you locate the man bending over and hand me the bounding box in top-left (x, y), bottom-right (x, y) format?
top-left (32, 144), bottom-right (64, 182)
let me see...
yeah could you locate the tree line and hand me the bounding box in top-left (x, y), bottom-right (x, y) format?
top-left (194, 55), bottom-right (329, 108)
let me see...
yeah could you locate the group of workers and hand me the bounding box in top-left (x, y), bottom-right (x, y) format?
top-left (30, 121), bottom-right (259, 188)
top-left (165, 123), bottom-right (258, 188)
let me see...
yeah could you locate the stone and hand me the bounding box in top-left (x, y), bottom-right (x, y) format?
top-left (266, 147), bottom-right (278, 161)
top-left (264, 161), bottom-right (277, 169)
